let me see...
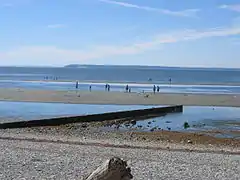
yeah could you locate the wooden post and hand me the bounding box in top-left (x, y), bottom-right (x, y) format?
top-left (86, 157), bottom-right (133, 180)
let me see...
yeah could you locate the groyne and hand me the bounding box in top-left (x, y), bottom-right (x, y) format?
top-left (0, 105), bottom-right (183, 129)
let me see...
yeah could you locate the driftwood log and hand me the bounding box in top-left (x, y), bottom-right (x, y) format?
top-left (86, 157), bottom-right (133, 180)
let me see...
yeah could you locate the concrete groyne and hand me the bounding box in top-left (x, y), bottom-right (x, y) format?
top-left (0, 105), bottom-right (183, 129)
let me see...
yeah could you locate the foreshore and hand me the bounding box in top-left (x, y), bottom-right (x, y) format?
top-left (1, 122), bottom-right (239, 178)
top-left (6, 78), bottom-right (240, 86)
top-left (1, 88), bottom-right (240, 106)
top-left (0, 122), bottom-right (239, 179)
top-left (0, 87), bottom-right (240, 179)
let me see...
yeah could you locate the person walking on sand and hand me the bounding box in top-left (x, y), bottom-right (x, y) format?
top-left (153, 85), bottom-right (156, 94)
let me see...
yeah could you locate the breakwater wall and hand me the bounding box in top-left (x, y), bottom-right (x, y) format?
top-left (0, 105), bottom-right (183, 129)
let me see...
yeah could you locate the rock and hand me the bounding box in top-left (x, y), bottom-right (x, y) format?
top-left (82, 124), bottom-right (88, 128)
top-left (187, 139), bottom-right (192, 144)
top-left (130, 120), bottom-right (136, 125)
top-left (150, 128), bottom-right (155, 132)
top-left (183, 122), bottom-right (190, 129)
top-left (148, 122), bottom-right (151, 125)
top-left (150, 127), bottom-right (157, 132)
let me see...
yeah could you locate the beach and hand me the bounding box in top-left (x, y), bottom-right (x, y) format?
top-left (0, 124), bottom-right (240, 179)
top-left (0, 88), bottom-right (240, 106)
top-left (1, 137), bottom-right (239, 180)
top-left (0, 87), bottom-right (240, 179)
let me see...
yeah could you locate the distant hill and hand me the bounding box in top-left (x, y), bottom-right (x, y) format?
top-left (64, 64), bottom-right (240, 71)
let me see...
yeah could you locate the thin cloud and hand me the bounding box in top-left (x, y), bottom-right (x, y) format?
top-left (47, 24), bottom-right (67, 29)
top-left (1, 26), bottom-right (240, 65)
top-left (99, 0), bottom-right (200, 17)
top-left (219, 4), bottom-right (240, 12)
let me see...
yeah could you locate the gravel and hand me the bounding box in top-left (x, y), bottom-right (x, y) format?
top-left (0, 138), bottom-right (239, 180)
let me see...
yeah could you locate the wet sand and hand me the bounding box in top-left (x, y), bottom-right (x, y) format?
top-left (0, 88), bottom-right (240, 106)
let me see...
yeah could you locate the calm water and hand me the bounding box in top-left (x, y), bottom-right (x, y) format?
top-left (0, 101), bottom-right (239, 138)
top-left (1, 66), bottom-right (240, 84)
top-left (1, 80), bottom-right (240, 94)
top-left (1, 66), bottom-right (240, 94)
top-left (120, 106), bottom-right (240, 138)
top-left (0, 101), bottom-right (157, 122)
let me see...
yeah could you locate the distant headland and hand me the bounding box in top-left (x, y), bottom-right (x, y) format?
top-left (64, 64), bottom-right (239, 71)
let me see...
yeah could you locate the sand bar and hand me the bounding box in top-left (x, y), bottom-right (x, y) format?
top-left (0, 88), bottom-right (240, 106)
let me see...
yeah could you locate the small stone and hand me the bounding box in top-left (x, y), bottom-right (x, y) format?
top-left (82, 124), bottom-right (87, 128)
top-left (187, 139), bottom-right (192, 144)
top-left (130, 120), bottom-right (136, 125)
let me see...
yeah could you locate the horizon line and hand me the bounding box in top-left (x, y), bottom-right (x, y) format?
top-left (0, 64), bottom-right (240, 70)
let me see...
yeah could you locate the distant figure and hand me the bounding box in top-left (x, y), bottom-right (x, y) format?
top-left (169, 78), bottom-right (172, 86)
top-left (76, 81), bottom-right (79, 89)
top-left (157, 86), bottom-right (160, 92)
top-left (89, 85), bottom-right (92, 92)
top-left (107, 84), bottom-right (110, 92)
top-left (153, 85), bottom-right (156, 94)
top-left (125, 85), bottom-right (129, 92)
top-left (128, 88), bottom-right (131, 93)
top-left (105, 84), bottom-right (108, 91)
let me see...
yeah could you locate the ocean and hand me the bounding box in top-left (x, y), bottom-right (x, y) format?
top-left (1, 66), bottom-right (240, 84)
top-left (1, 66), bottom-right (240, 94)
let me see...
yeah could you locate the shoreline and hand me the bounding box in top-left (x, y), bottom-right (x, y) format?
top-left (0, 122), bottom-right (239, 154)
top-left (1, 88), bottom-right (240, 107)
top-left (1, 130), bottom-right (239, 180)
top-left (2, 78), bottom-right (240, 86)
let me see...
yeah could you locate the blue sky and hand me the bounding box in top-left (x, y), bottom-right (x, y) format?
top-left (0, 0), bottom-right (240, 67)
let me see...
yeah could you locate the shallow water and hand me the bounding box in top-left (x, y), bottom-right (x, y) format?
top-left (0, 101), bottom-right (239, 138)
top-left (1, 80), bottom-right (240, 95)
top-left (119, 106), bottom-right (240, 139)
top-left (0, 101), bottom-right (158, 122)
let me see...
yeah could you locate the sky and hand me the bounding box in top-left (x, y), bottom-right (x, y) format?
top-left (0, 0), bottom-right (240, 67)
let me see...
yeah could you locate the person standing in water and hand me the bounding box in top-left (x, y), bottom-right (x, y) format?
top-left (125, 85), bottom-right (129, 92)
top-left (157, 86), bottom-right (160, 92)
top-left (153, 85), bottom-right (156, 94)
top-left (169, 78), bottom-right (172, 86)
top-left (89, 85), bottom-right (92, 92)
top-left (108, 84), bottom-right (110, 92)
top-left (76, 81), bottom-right (79, 89)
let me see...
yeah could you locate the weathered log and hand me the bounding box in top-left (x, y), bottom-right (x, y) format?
top-left (86, 157), bottom-right (133, 180)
